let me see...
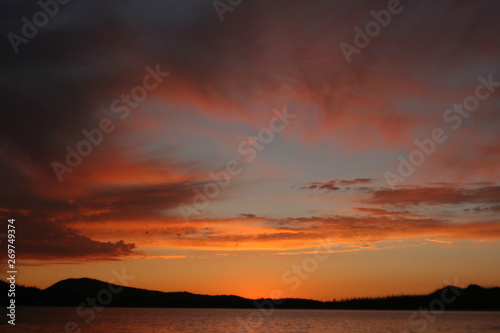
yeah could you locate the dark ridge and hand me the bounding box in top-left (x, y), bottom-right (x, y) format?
top-left (1, 279), bottom-right (499, 310)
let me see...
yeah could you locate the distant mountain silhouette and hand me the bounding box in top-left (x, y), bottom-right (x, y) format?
top-left (1, 278), bottom-right (499, 310)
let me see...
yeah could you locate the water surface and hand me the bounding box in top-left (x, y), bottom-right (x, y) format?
top-left (3, 307), bottom-right (500, 332)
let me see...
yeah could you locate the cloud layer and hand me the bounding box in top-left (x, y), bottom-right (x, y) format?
top-left (1, 0), bottom-right (499, 261)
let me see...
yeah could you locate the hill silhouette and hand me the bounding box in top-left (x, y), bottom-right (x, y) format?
top-left (1, 278), bottom-right (499, 310)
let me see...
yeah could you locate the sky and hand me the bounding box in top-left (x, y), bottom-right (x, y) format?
top-left (0, 0), bottom-right (499, 301)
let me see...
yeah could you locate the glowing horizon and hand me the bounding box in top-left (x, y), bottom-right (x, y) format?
top-left (1, 0), bottom-right (499, 302)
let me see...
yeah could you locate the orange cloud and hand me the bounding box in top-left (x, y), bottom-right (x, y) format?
top-left (365, 185), bottom-right (500, 206)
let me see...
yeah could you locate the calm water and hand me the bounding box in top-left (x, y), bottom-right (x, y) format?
top-left (2, 307), bottom-right (500, 333)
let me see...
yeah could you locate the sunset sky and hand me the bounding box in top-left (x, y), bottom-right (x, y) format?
top-left (1, 0), bottom-right (499, 301)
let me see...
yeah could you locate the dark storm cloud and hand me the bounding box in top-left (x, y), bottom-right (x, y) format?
top-left (0, 0), bottom-right (218, 260)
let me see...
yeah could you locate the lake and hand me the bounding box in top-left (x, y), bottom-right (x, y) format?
top-left (2, 307), bottom-right (500, 332)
